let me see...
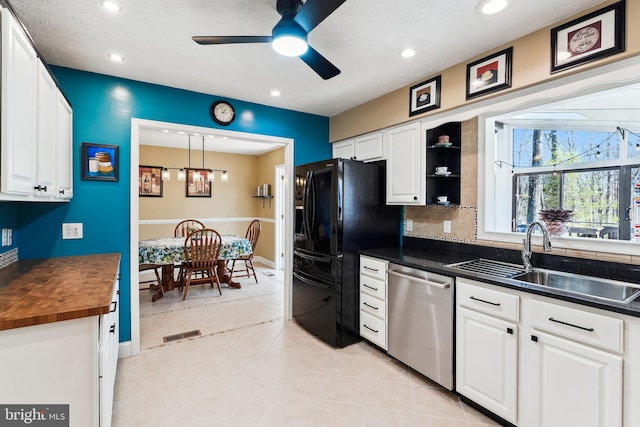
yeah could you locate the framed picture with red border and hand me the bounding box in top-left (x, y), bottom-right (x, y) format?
top-left (466, 47), bottom-right (513, 101)
top-left (550, 1), bottom-right (625, 73)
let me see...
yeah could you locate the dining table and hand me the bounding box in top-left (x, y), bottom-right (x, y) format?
top-left (138, 234), bottom-right (253, 301)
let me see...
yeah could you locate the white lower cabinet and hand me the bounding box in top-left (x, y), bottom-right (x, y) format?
top-left (456, 278), bottom-right (635, 427)
top-left (359, 255), bottom-right (388, 349)
top-left (0, 272), bottom-right (119, 427)
top-left (456, 279), bottom-right (518, 423)
top-left (527, 329), bottom-right (622, 427)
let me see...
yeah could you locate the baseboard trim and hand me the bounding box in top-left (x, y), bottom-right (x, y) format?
top-left (118, 341), bottom-right (133, 359)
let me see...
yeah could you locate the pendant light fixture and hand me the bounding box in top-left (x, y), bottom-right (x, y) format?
top-left (160, 132), bottom-right (230, 182)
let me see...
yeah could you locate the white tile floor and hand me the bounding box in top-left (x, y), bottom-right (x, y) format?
top-left (113, 264), bottom-right (502, 427)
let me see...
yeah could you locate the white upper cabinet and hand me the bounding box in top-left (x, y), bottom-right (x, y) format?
top-left (332, 138), bottom-right (355, 159)
top-left (354, 132), bottom-right (384, 161)
top-left (55, 92), bottom-right (73, 199)
top-left (384, 121), bottom-right (425, 205)
top-left (0, 8), bottom-right (73, 201)
top-left (332, 131), bottom-right (384, 162)
top-left (1, 9), bottom-right (38, 195)
top-left (36, 60), bottom-right (58, 196)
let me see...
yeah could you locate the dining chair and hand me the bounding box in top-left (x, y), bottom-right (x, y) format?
top-left (174, 219), bottom-right (205, 237)
top-left (174, 219), bottom-right (206, 282)
top-left (180, 228), bottom-right (223, 300)
top-left (227, 219), bottom-right (261, 283)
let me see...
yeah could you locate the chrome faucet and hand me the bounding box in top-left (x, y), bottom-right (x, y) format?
top-left (522, 221), bottom-right (552, 272)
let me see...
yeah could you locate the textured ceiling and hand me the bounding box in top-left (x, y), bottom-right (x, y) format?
top-left (9, 0), bottom-right (607, 118)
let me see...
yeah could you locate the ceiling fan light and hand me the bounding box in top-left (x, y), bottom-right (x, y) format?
top-left (272, 35), bottom-right (308, 57)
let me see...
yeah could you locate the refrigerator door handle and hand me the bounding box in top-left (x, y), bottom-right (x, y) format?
top-left (294, 249), bottom-right (332, 262)
top-left (303, 170), bottom-right (313, 238)
top-left (293, 271), bottom-right (332, 289)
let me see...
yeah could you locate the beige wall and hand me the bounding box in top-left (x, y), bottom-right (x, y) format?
top-left (138, 145), bottom-right (284, 262)
top-left (330, 0), bottom-right (640, 141)
top-left (334, 0), bottom-right (640, 264)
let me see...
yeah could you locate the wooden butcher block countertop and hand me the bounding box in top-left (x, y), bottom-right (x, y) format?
top-left (0, 253), bottom-right (121, 331)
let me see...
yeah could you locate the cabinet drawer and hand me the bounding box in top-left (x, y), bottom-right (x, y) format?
top-left (360, 256), bottom-right (387, 281)
top-left (360, 275), bottom-right (386, 300)
top-left (529, 299), bottom-right (623, 353)
top-left (360, 293), bottom-right (386, 320)
top-left (360, 311), bottom-right (386, 349)
top-left (457, 279), bottom-right (519, 322)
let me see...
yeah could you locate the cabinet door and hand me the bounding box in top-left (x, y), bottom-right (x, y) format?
top-left (385, 121), bottom-right (424, 205)
top-left (528, 330), bottom-right (622, 427)
top-left (55, 92), bottom-right (73, 199)
top-left (456, 306), bottom-right (518, 423)
top-left (354, 132), bottom-right (383, 161)
top-left (36, 60), bottom-right (57, 197)
top-left (1, 11), bottom-right (38, 195)
top-left (332, 139), bottom-right (354, 159)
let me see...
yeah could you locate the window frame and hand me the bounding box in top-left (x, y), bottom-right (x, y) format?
top-left (475, 55), bottom-right (640, 256)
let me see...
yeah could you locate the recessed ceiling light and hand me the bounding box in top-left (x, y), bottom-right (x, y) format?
top-left (270, 90), bottom-right (281, 97)
top-left (101, 1), bottom-right (121, 12)
top-left (108, 53), bottom-right (124, 62)
top-left (401, 49), bottom-right (416, 58)
top-left (475, 0), bottom-right (509, 15)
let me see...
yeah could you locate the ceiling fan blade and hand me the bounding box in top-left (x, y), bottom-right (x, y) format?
top-left (192, 36), bottom-right (272, 45)
top-left (293, 0), bottom-right (347, 33)
top-left (300, 46), bottom-right (340, 80)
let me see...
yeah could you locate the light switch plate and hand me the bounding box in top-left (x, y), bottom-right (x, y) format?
top-left (406, 220), bottom-right (413, 231)
top-left (444, 220), bottom-right (452, 233)
top-left (62, 223), bottom-right (83, 239)
top-left (1, 229), bottom-right (6, 246)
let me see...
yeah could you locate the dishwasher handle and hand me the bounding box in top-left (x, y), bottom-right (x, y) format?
top-left (388, 269), bottom-right (451, 289)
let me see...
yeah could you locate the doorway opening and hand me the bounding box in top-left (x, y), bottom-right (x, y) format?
top-left (129, 118), bottom-right (294, 356)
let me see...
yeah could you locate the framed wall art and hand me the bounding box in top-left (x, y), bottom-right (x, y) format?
top-left (409, 75), bottom-right (441, 116)
top-left (466, 47), bottom-right (513, 100)
top-left (138, 165), bottom-right (163, 197)
top-left (185, 168), bottom-right (212, 198)
top-left (81, 142), bottom-right (119, 181)
top-left (550, 1), bottom-right (625, 73)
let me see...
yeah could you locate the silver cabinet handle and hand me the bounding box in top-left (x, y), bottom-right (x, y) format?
top-left (363, 324), bottom-right (379, 333)
top-left (363, 266), bottom-right (379, 273)
top-left (388, 270), bottom-right (450, 289)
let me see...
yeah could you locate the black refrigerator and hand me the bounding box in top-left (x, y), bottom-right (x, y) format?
top-left (293, 158), bottom-right (402, 347)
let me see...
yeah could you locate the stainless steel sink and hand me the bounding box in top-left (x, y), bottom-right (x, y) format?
top-left (512, 269), bottom-right (640, 304)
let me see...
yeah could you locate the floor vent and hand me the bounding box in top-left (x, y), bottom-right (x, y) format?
top-left (163, 330), bottom-right (201, 343)
top-left (263, 272), bottom-right (275, 277)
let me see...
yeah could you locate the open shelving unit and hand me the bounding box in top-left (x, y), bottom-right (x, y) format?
top-left (426, 122), bottom-right (461, 206)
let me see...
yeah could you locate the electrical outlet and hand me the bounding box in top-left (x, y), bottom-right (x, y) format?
top-left (62, 223), bottom-right (83, 239)
top-left (406, 220), bottom-right (413, 231)
top-left (444, 220), bottom-right (452, 233)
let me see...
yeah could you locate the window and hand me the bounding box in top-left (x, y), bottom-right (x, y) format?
top-left (496, 123), bottom-right (640, 240)
top-left (493, 124), bottom-right (640, 241)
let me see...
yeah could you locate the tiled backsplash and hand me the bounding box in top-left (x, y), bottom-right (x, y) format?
top-left (0, 248), bottom-right (18, 269)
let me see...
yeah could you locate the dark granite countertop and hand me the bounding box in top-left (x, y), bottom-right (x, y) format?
top-left (361, 238), bottom-right (640, 318)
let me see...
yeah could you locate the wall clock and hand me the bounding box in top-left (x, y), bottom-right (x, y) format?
top-left (210, 100), bottom-right (236, 126)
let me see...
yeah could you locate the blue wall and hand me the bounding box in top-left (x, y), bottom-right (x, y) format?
top-left (15, 67), bottom-right (331, 343)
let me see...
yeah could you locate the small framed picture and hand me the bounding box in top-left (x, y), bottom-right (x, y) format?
top-left (139, 166), bottom-right (163, 197)
top-left (81, 142), bottom-right (119, 181)
top-left (550, 1), bottom-right (625, 73)
top-left (185, 168), bottom-right (212, 197)
top-left (466, 47), bottom-right (513, 100)
top-left (409, 75), bottom-right (441, 116)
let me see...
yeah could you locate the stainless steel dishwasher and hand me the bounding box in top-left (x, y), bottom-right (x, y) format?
top-left (387, 263), bottom-right (453, 390)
